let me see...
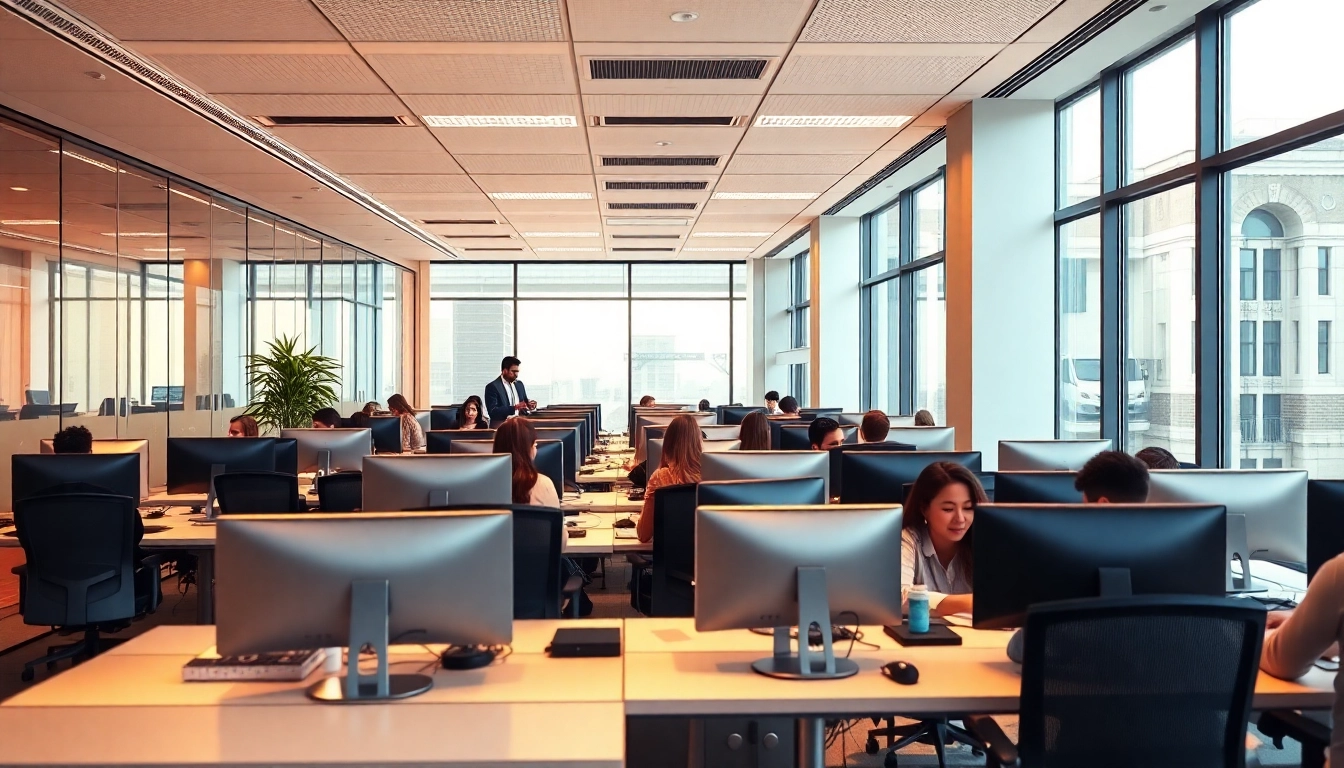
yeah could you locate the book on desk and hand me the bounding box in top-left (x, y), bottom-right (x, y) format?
top-left (183, 647), bottom-right (326, 681)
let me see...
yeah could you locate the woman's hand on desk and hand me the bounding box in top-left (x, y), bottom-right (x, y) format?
top-left (1265, 610), bottom-right (1293, 630)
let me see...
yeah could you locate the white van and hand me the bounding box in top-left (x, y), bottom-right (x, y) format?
top-left (1060, 357), bottom-right (1150, 434)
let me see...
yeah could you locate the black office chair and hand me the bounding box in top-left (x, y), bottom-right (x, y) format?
top-left (629, 482), bottom-right (697, 617)
top-left (25, 389), bottom-right (49, 405)
top-left (965, 595), bottom-right (1265, 768)
top-left (213, 471), bottom-right (303, 514)
top-left (316, 471), bottom-right (362, 512)
top-left (11, 493), bottom-right (162, 681)
top-left (512, 506), bottom-right (586, 619)
top-left (1258, 710), bottom-right (1329, 768)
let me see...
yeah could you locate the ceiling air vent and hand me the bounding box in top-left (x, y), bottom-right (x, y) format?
top-left (251, 115), bottom-right (416, 127)
top-left (421, 219), bottom-right (498, 225)
top-left (612, 247), bottom-right (678, 252)
top-left (601, 156), bottom-right (719, 167)
top-left (608, 202), bottom-right (697, 211)
top-left (439, 234), bottom-right (514, 239)
top-left (463, 247), bottom-right (524, 252)
top-left (593, 116), bottom-right (741, 127)
top-left (589, 59), bottom-right (769, 80)
top-left (611, 234), bottom-right (681, 239)
top-left (605, 181), bottom-right (708, 191)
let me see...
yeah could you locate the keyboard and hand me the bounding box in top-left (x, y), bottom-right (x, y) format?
top-left (614, 528), bottom-right (638, 540)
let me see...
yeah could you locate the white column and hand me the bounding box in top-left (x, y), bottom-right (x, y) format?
top-left (810, 215), bottom-right (862, 411)
top-left (754, 256), bottom-right (792, 402)
top-left (945, 99), bottom-right (1056, 469)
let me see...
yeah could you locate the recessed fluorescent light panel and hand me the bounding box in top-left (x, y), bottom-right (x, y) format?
top-left (143, 248), bottom-right (186, 252)
top-left (682, 247), bottom-right (753, 252)
top-left (103, 231), bottom-right (167, 237)
top-left (490, 192), bottom-right (592, 200)
top-left (605, 217), bottom-right (689, 227)
top-left (691, 231), bottom-right (772, 238)
top-left (522, 232), bottom-right (600, 238)
top-left (711, 192), bottom-right (816, 200)
top-left (754, 115), bottom-right (912, 128)
top-left (1, 220), bottom-right (59, 226)
top-left (535, 247), bottom-right (603, 252)
top-left (422, 115), bottom-right (578, 128)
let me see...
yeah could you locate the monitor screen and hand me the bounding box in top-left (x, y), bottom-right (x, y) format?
top-left (12, 453), bottom-right (141, 505)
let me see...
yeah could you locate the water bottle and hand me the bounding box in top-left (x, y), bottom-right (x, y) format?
top-left (907, 584), bottom-right (930, 634)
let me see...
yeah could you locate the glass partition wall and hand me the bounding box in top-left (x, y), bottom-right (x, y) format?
top-left (429, 262), bottom-right (746, 432)
top-left (0, 111), bottom-right (411, 508)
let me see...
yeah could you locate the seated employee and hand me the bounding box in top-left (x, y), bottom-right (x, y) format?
top-left (1074, 450), bottom-right (1150, 503)
top-left (637, 414), bottom-right (702, 543)
top-left (698, 398), bottom-right (711, 412)
top-left (764, 390), bottom-right (783, 416)
top-left (452, 395), bottom-right (489, 430)
top-left (1135, 445), bottom-right (1180, 469)
top-left (45, 425), bottom-right (151, 565)
top-left (914, 409), bottom-right (936, 426)
top-left (227, 414), bottom-right (258, 437)
top-left (808, 417), bottom-right (844, 451)
top-left (858, 409), bottom-right (889, 444)
top-left (901, 461), bottom-right (987, 616)
top-left (311, 408), bottom-right (341, 429)
top-left (738, 411), bottom-right (771, 451)
top-left (777, 395), bottom-right (801, 419)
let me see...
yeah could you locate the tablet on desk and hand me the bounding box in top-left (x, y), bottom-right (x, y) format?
top-left (614, 528), bottom-right (639, 540)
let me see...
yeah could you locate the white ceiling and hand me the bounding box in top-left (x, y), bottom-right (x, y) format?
top-left (1, 0), bottom-right (1121, 261)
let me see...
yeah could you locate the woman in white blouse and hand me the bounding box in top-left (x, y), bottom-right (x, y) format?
top-left (900, 461), bottom-right (987, 616)
top-left (493, 417), bottom-right (559, 508)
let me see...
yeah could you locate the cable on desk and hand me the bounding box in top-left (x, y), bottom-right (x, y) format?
top-left (572, 511), bottom-right (603, 529)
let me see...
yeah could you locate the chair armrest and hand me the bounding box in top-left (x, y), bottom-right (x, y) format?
top-left (562, 573), bottom-right (584, 597)
top-left (963, 715), bottom-right (1019, 768)
top-left (10, 564), bottom-right (25, 576)
top-left (626, 553), bottom-right (651, 568)
top-left (137, 554), bottom-right (166, 571)
top-left (1259, 710), bottom-right (1332, 758)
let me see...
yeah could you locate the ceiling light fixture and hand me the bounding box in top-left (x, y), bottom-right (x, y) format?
top-left (9, 187), bottom-right (28, 192)
top-left (490, 192), bottom-right (592, 200)
top-left (692, 231), bottom-right (772, 238)
top-left (55, 150), bottom-right (120, 173)
top-left (421, 115), bottom-right (578, 128)
top-left (103, 231), bottom-right (167, 238)
top-left (670, 11), bottom-right (699, 22)
top-left (1149, 4), bottom-right (1168, 10)
top-left (535, 247), bottom-right (603, 252)
top-left (1, 220), bottom-right (59, 226)
top-left (682, 247), bottom-right (753, 252)
top-left (711, 192), bottom-right (816, 200)
top-left (522, 231), bottom-right (601, 238)
top-left (605, 217), bottom-right (689, 226)
top-left (655, 141), bottom-right (672, 146)
top-left (754, 115), bottom-right (912, 128)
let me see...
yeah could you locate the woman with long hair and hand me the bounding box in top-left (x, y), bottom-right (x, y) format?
top-left (227, 414), bottom-right (258, 437)
top-left (493, 417), bottom-right (559, 507)
top-left (738, 411), bottom-right (771, 451)
top-left (901, 461), bottom-right (987, 616)
top-left (386, 393), bottom-right (426, 452)
top-left (913, 409), bottom-right (936, 427)
top-left (636, 413), bottom-right (702, 542)
top-left (452, 395), bottom-right (489, 430)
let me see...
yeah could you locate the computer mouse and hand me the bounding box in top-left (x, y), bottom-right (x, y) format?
top-left (565, 520), bottom-right (577, 527)
top-left (613, 518), bottom-right (636, 528)
top-left (882, 661), bottom-right (919, 685)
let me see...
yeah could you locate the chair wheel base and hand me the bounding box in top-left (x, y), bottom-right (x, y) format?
top-left (20, 667), bottom-right (34, 682)
top-left (883, 751), bottom-right (900, 768)
top-left (865, 737), bottom-right (879, 755)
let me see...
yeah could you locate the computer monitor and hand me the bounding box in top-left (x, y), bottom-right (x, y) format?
top-left (634, 413), bottom-right (715, 461)
top-left (696, 505), bottom-right (903, 679)
top-left (429, 406), bottom-right (461, 431)
top-left (531, 417), bottom-right (589, 463)
top-left (150, 385), bottom-right (184, 403)
top-left (534, 426), bottom-right (580, 487)
top-left (362, 454), bottom-right (511, 510)
top-left (797, 408), bottom-right (843, 421)
top-left (166, 437), bottom-right (279, 494)
top-left (39, 438), bottom-right (149, 501)
top-left (648, 438), bottom-right (739, 475)
top-left (719, 405), bottom-right (764, 425)
top-left (367, 416), bottom-right (403, 453)
top-left (973, 503), bottom-right (1227, 629)
top-left (1309, 480), bottom-right (1344, 582)
top-left (540, 410), bottom-right (598, 448)
top-left (886, 426), bottom-right (956, 451)
top-left (826, 442), bottom-right (916, 498)
top-left (992, 471), bottom-right (1081, 504)
top-left (997, 439), bottom-right (1112, 471)
top-left (700, 424), bottom-right (741, 441)
top-left (426, 429), bottom-right (497, 455)
top-left (216, 510), bottom-right (513, 703)
top-left (697, 477), bottom-right (826, 507)
top-left (280, 429), bottom-right (372, 474)
top-left (413, 411), bottom-right (432, 435)
top-left (448, 440), bottom-right (495, 454)
top-left (835, 413), bottom-right (866, 427)
top-left (777, 423), bottom-right (857, 451)
top-left (11, 453), bottom-right (141, 505)
top-left (700, 450), bottom-right (831, 499)
top-left (836, 450), bottom-right (983, 505)
top-left (1147, 469), bottom-right (1308, 567)
top-left (274, 438), bottom-right (298, 475)
top-left (534, 439), bottom-right (564, 504)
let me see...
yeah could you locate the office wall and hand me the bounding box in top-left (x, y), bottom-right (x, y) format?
top-left (811, 216), bottom-right (862, 410)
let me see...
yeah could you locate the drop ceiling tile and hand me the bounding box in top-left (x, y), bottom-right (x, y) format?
top-left (774, 49), bottom-right (993, 94)
top-left (422, 223), bottom-right (517, 236)
top-left (346, 175), bottom-right (481, 194)
top-left (311, 0), bottom-right (566, 42)
top-left (150, 52), bottom-right (389, 94)
top-left (725, 154), bottom-right (866, 175)
top-left (587, 126), bottom-right (745, 155)
top-left (148, 149), bottom-right (297, 175)
top-left (456, 154), bottom-right (593, 174)
top-left (713, 175), bottom-right (842, 193)
top-left (568, 0), bottom-right (814, 43)
top-left (572, 42), bottom-right (788, 96)
top-left (271, 126), bottom-right (443, 152)
top-left (364, 52), bottom-right (577, 94)
top-left (802, 0), bottom-right (1059, 44)
top-left (504, 215), bottom-right (604, 228)
top-left (428, 126), bottom-right (590, 154)
top-left (215, 93), bottom-right (409, 117)
top-left (60, 0), bottom-right (343, 41)
top-left (490, 199), bottom-right (602, 215)
top-left (401, 94), bottom-right (582, 116)
top-left (307, 151), bottom-right (465, 175)
top-left (951, 42), bottom-right (1052, 96)
top-left (736, 126), bottom-right (898, 153)
top-left (756, 94), bottom-right (941, 116)
top-left (700, 198), bottom-right (813, 215)
top-left (582, 93), bottom-right (764, 117)
top-left (471, 175), bottom-right (597, 194)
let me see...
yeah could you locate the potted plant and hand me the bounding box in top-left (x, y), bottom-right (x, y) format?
top-left (243, 335), bottom-right (342, 432)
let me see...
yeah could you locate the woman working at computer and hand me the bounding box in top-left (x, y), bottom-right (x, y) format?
top-left (386, 393), bottom-right (426, 452)
top-left (636, 414), bottom-right (702, 543)
top-left (901, 462), bottom-right (987, 616)
top-left (493, 417), bottom-right (559, 507)
top-left (738, 411), bottom-right (771, 451)
top-left (451, 395), bottom-right (489, 430)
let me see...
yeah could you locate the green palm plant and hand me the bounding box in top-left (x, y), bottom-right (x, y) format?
top-left (242, 335), bottom-right (342, 432)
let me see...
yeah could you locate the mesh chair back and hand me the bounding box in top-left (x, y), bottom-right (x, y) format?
top-left (214, 471), bottom-right (301, 514)
top-left (317, 472), bottom-right (362, 512)
top-left (512, 506), bottom-right (565, 619)
top-left (651, 482), bottom-right (698, 617)
top-left (13, 493), bottom-right (138, 626)
top-left (1018, 595), bottom-right (1265, 768)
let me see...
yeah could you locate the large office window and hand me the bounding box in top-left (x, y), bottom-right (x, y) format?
top-left (1058, 0), bottom-right (1344, 473)
top-left (1058, 88), bottom-right (1101, 207)
top-left (861, 172), bottom-right (947, 421)
top-left (787, 250), bottom-right (811, 405)
top-left (428, 262), bottom-right (744, 430)
top-left (1058, 216), bottom-right (1101, 438)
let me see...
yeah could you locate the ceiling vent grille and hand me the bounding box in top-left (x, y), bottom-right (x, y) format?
top-left (605, 180), bottom-right (708, 191)
top-left (589, 58), bottom-right (768, 80)
top-left (593, 116), bottom-right (740, 127)
top-left (421, 219), bottom-right (498, 225)
top-left (612, 247), bottom-right (678, 252)
top-left (462, 247), bottom-right (524, 252)
top-left (611, 234), bottom-right (681, 239)
top-left (601, 156), bottom-right (719, 167)
top-left (439, 234), bottom-right (514, 239)
top-left (608, 202), bottom-right (697, 211)
top-left (252, 115), bottom-right (415, 127)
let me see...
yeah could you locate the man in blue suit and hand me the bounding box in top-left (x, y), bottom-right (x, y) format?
top-left (484, 355), bottom-right (537, 427)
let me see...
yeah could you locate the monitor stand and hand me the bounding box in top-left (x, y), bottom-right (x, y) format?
top-left (752, 566), bottom-right (858, 681)
top-left (428, 489), bottom-right (449, 507)
top-left (188, 464), bottom-right (226, 523)
top-left (1226, 514), bottom-right (1267, 594)
top-left (307, 579), bottom-right (434, 703)
top-left (317, 449), bottom-right (331, 477)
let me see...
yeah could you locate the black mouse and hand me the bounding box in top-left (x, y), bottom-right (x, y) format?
top-left (882, 661), bottom-right (919, 685)
top-left (613, 518), bottom-right (636, 528)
